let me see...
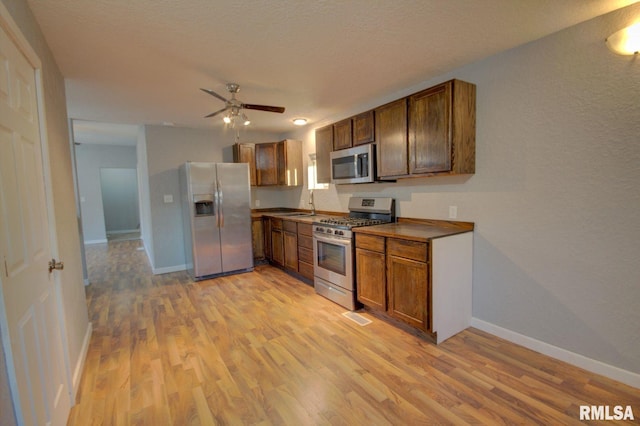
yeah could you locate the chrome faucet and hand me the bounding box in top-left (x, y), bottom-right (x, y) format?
top-left (309, 189), bottom-right (316, 215)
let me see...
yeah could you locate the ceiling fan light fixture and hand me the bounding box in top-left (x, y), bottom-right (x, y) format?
top-left (223, 115), bottom-right (231, 124)
top-left (606, 22), bottom-right (640, 55)
top-left (293, 118), bottom-right (307, 126)
top-left (242, 113), bottom-right (250, 126)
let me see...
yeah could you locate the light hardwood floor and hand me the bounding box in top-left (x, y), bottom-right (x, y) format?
top-left (68, 240), bottom-right (639, 425)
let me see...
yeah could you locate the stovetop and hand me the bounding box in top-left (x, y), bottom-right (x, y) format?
top-left (317, 216), bottom-right (386, 229)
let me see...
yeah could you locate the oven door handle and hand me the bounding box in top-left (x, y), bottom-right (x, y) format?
top-left (313, 234), bottom-right (352, 247)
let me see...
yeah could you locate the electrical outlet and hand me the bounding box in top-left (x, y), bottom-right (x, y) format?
top-left (255, 199), bottom-right (260, 207)
top-left (163, 194), bottom-right (173, 203)
top-left (449, 206), bottom-right (458, 219)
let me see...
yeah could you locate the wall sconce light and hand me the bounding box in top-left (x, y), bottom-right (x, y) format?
top-left (606, 22), bottom-right (640, 55)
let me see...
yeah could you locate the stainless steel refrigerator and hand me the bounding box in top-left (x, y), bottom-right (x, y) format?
top-left (179, 162), bottom-right (253, 280)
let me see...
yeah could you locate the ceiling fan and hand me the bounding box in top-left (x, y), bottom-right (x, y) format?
top-left (201, 83), bottom-right (285, 125)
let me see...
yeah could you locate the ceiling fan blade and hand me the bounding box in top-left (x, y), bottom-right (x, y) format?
top-left (200, 88), bottom-right (229, 103)
top-left (242, 103), bottom-right (285, 114)
top-left (204, 107), bottom-right (228, 118)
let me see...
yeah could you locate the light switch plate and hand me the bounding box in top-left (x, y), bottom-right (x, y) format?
top-left (449, 206), bottom-right (458, 219)
top-left (164, 194), bottom-right (173, 203)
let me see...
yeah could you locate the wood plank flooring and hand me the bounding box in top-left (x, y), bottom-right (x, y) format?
top-left (68, 240), bottom-right (640, 425)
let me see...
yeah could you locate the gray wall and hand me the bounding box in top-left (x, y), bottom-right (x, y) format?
top-left (286, 4), bottom-right (640, 375)
top-left (100, 168), bottom-right (140, 233)
top-left (143, 125), bottom-right (282, 272)
top-left (2, 0), bottom-right (90, 400)
top-left (75, 144), bottom-right (137, 242)
top-left (137, 126), bottom-right (154, 263)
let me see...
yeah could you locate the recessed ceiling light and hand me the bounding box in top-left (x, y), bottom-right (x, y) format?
top-left (293, 118), bottom-right (307, 126)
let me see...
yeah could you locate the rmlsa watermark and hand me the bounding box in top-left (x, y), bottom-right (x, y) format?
top-left (580, 405), bottom-right (635, 421)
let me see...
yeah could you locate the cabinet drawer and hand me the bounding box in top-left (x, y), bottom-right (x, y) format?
top-left (387, 238), bottom-right (428, 262)
top-left (271, 218), bottom-right (282, 230)
top-left (298, 246), bottom-right (313, 264)
top-left (298, 234), bottom-right (312, 250)
top-left (356, 234), bottom-right (385, 252)
top-left (283, 220), bottom-right (297, 233)
top-left (298, 223), bottom-right (312, 236)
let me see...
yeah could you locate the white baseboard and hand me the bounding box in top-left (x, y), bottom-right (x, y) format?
top-left (106, 229), bottom-right (139, 235)
top-left (152, 264), bottom-right (186, 275)
top-left (84, 239), bottom-right (107, 245)
top-left (71, 322), bottom-right (92, 402)
top-left (471, 318), bottom-right (640, 389)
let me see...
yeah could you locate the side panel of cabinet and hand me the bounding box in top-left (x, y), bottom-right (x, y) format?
top-left (356, 248), bottom-right (386, 310)
top-left (251, 217), bottom-right (264, 261)
top-left (409, 82), bottom-right (452, 174)
top-left (375, 99), bottom-right (408, 178)
top-left (333, 118), bottom-right (352, 150)
top-left (451, 80), bottom-right (476, 175)
top-left (387, 255), bottom-right (428, 330)
top-left (263, 217), bottom-right (271, 260)
top-left (315, 125), bottom-right (333, 184)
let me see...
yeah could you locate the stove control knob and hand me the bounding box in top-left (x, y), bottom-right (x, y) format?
top-left (336, 230), bottom-right (343, 236)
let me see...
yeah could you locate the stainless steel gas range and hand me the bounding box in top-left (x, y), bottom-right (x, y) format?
top-left (313, 197), bottom-right (395, 310)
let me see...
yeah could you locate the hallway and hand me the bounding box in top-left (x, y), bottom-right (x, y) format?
top-left (67, 241), bottom-right (640, 424)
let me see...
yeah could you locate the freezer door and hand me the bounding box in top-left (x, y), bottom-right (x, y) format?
top-left (187, 163), bottom-right (222, 277)
top-left (216, 163), bottom-right (253, 273)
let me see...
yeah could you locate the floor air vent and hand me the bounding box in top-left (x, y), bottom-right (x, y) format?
top-left (342, 311), bottom-right (372, 326)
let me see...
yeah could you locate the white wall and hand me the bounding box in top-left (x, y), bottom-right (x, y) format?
top-left (143, 125), bottom-right (282, 272)
top-left (285, 4), bottom-right (640, 377)
top-left (75, 144), bottom-right (137, 243)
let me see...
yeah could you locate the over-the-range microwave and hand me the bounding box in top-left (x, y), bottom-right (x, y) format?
top-left (330, 143), bottom-right (375, 184)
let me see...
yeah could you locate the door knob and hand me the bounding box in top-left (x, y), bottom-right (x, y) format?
top-left (48, 258), bottom-right (64, 273)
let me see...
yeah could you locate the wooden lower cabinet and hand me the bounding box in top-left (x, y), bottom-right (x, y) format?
top-left (283, 220), bottom-right (298, 272)
top-left (355, 247), bottom-right (386, 310)
top-left (355, 233), bottom-right (430, 332)
top-left (387, 255), bottom-right (428, 330)
top-left (270, 218), bottom-right (284, 267)
top-left (297, 223), bottom-right (314, 281)
top-left (263, 216), bottom-right (314, 282)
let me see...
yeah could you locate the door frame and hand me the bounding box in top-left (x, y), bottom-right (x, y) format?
top-left (0, 3), bottom-right (72, 423)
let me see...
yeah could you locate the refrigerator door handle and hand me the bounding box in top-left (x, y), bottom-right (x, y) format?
top-left (218, 179), bottom-right (224, 228)
top-left (213, 181), bottom-right (220, 227)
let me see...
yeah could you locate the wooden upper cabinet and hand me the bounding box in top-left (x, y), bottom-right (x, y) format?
top-left (255, 142), bottom-right (278, 186)
top-left (255, 139), bottom-right (302, 186)
top-left (233, 142), bottom-right (256, 186)
top-left (409, 79), bottom-right (476, 176)
top-left (352, 110), bottom-right (375, 146)
top-left (375, 98), bottom-right (408, 179)
top-left (315, 125), bottom-right (333, 184)
top-left (333, 118), bottom-right (352, 151)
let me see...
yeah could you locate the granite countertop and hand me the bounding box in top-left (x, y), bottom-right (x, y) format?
top-left (353, 221), bottom-right (473, 242)
top-left (252, 210), bottom-right (329, 224)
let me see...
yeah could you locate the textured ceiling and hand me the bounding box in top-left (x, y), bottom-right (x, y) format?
top-left (27, 0), bottom-right (636, 133)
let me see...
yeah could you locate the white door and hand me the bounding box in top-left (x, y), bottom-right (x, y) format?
top-left (0, 20), bottom-right (71, 426)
